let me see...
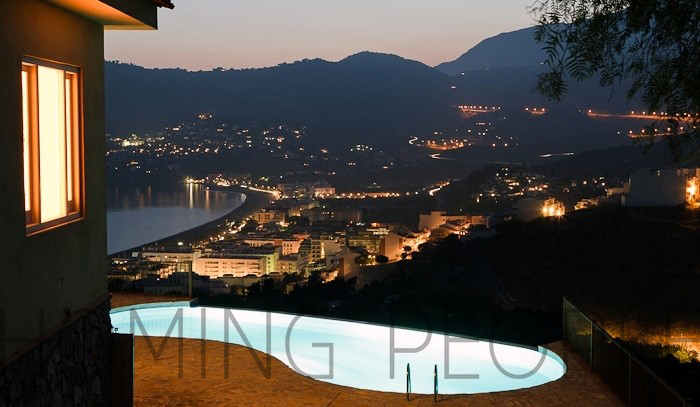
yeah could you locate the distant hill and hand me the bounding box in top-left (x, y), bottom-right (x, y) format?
top-left (105, 52), bottom-right (460, 146)
top-left (435, 27), bottom-right (546, 75)
top-left (496, 105), bottom-right (631, 152)
top-left (540, 142), bottom-right (679, 179)
top-left (106, 29), bottom-right (644, 147)
top-left (437, 26), bottom-right (640, 111)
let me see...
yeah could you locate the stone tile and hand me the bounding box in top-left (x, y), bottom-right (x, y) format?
top-left (133, 338), bottom-right (622, 407)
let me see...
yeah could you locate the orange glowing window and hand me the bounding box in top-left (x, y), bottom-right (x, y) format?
top-left (22, 58), bottom-right (82, 234)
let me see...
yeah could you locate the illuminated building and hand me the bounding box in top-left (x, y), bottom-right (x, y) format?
top-left (277, 253), bottom-right (308, 274)
top-left (346, 228), bottom-right (385, 253)
top-left (0, 0), bottom-right (171, 405)
top-left (418, 211), bottom-right (471, 231)
top-left (141, 246), bottom-right (202, 272)
top-left (243, 237), bottom-right (303, 255)
top-left (252, 209), bottom-right (286, 224)
top-left (195, 256), bottom-right (268, 278)
top-left (121, 135), bottom-right (145, 147)
top-left (687, 173), bottom-right (700, 207)
top-left (542, 198), bottom-right (566, 218)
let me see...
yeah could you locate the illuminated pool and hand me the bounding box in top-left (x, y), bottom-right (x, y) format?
top-left (110, 304), bottom-right (565, 394)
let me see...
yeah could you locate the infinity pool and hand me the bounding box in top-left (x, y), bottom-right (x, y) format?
top-left (110, 304), bottom-right (565, 394)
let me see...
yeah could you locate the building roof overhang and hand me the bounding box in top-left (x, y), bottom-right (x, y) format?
top-left (45, 0), bottom-right (173, 30)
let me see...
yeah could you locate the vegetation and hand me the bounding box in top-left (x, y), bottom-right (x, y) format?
top-left (623, 340), bottom-right (700, 401)
top-left (531, 0), bottom-right (700, 161)
top-left (201, 206), bottom-right (700, 399)
top-left (199, 257), bottom-right (562, 348)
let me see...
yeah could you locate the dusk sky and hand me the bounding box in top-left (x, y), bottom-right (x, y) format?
top-left (105, 0), bottom-right (535, 71)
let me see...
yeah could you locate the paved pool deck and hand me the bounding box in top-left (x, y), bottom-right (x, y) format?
top-left (110, 293), bottom-right (193, 309)
top-left (111, 294), bottom-right (623, 407)
top-left (131, 338), bottom-right (621, 406)
top-left (111, 294), bottom-right (621, 406)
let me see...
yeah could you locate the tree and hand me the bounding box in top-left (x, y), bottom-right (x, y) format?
top-left (375, 255), bottom-right (389, 264)
top-left (530, 0), bottom-right (700, 162)
top-left (240, 219), bottom-right (259, 234)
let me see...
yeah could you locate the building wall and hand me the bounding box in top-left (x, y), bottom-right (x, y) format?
top-left (380, 233), bottom-right (404, 261)
top-left (243, 238), bottom-right (301, 255)
top-left (304, 238), bottom-right (325, 262)
top-left (0, 299), bottom-right (112, 406)
top-left (312, 187), bottom-right (335, 197)
top-left (513, 199), bottom-right (544, 221)
top-left (278, 254), bottom-right (307, 274)
top-left (195, 257), bottom-right (266, 277)
top-left (142, 250), bottom-right (201, 272)
top-left (419, 211), bottom-right (470, 231)
top-left (0, 0), bottom-right (107, 363)
top-left (321, 237), bottom-right (344, 258)
top-left (252, 210), bottom-right (284, 224)
top-left (333, 208), bottom-right (362, 223)
top-left (337, 252), bottom-right (361, 280)
top-left (347, 235), bottom-right (381, 253)
top-left (419, 212), bottom-right (446, 231)
top-left (625, 169), bottom-right (687, 207)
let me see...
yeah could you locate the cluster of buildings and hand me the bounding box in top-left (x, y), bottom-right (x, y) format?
top-left (513, 198), bottom-right (566, 221)
top-left (107, 113), bottom-right (402, 184)
top-left (623, 168), bottom-right (700, 208)
top-left (107, 121), bottom-right (311, 168)
top-left (277, 181), bottom-right (336, 198)
top-left (108, 162), bottom-right (700, 296)
top-left (515, 167), bottom-right (700, 220)
top-left (472, 165), bottom-right (554, 204)
top-left (410, 119), bottom-right (518, 152)
top-left (418, 211), bottom-right (491, 238)
top-left (110, 186), bottom-right (517, 294)
top-left (109, 192), bottom-right (433, 294)
top-left (570, 168), bottom-right (700, 211)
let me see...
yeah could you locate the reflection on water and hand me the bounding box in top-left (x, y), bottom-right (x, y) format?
top-left (107, 184), bottom-right (245, 255)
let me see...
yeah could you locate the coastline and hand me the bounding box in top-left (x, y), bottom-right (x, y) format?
top-left (108, 186), bottom-right (274, 257)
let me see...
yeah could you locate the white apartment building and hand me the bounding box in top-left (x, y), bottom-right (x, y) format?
top-left (419, 211), bottom-right (471, 231)
top-left (194, 256), bottom-right (267, 278)
top-left (277, 254), bottom-right (308, 274)
top-left (379, 231), bottom-right (427, 261)
top-left (141, 248), bottom-right (202, 272)
top-left (624, 169), bottom-right (687, 207)
top-left (252, 210), bottom-right (285, 224)
top-left (312, 186), bottom-right (336, 197)
top-left (243, 237), bottom-right (302, 255)
top-left (300, 237), bottom-right (325, 264)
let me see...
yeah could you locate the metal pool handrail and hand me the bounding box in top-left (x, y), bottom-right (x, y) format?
top-left (406, 363), bottom-right (411, 401)
top-left (434, 364), bottom-right (438, 402)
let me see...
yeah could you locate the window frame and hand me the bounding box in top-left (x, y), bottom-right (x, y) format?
top-left (22, 57), bottom-right (84, 235)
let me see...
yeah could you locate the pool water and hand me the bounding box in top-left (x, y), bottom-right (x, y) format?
top-left (110, 305), bottom-right (566, 394)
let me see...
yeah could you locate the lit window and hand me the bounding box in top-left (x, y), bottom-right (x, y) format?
top-left (22, 59), bottom-right (82, 234)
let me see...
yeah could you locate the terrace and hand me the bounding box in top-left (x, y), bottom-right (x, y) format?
top-left (112, 294), bottom-right (620, 406)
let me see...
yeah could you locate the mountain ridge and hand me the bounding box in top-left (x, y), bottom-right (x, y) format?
top-left (105, 52), bottom-right (458, 144)
top-left (435, 27), bottom-right (546, 75)
top-left (105, 29), bottom-right (641, 144)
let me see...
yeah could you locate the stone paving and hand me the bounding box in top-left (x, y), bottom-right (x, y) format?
top-left (110, 293), bottom-right (192, 310)
top-left (131, 337), bottom-right (622, 406)
top-left (110, 294), bottom-right (622, 406)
